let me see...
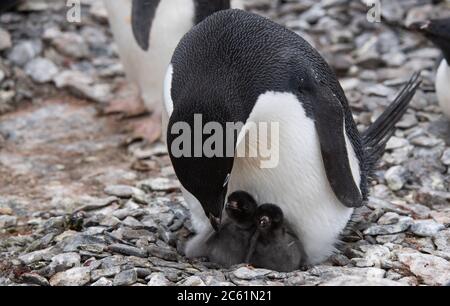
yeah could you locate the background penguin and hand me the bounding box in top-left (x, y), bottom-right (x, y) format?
top-left (103, 0), bottom-right (242, 142)
top-left (186, 191), bottom-right (257, 268)
top-left (0, 0), bottom-right (21, 12)
top-left (246, 204), bottom-right (306, 272)
top-left (164, 10), bottom-right (421, 264)
top-left (409, 18), bottom-right (450, 119)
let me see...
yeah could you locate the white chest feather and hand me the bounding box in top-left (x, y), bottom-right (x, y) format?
top-left (227, 92), bottom-right (357, 264)
top-left (104, 0), bottom-right (195, 110)
top-left (436, 59), bottom-right (450, 118)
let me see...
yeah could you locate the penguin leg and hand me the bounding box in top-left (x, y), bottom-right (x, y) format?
top-left (128, 110), bottom-right (162, 144)
top-left (104, 82), bottom-right (148, 118)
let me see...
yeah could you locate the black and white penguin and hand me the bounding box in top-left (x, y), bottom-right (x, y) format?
top-left (103, 0), bottom-right (242, 140)
top-left (164, 10), bottom-right (421, 264)
top-left (197, 190), bottom-right (258, 267)
top-left (0, 0), bottom-right (20, 12)
top-left (246, 204), bottom-right (306, 272)
top-left (409, 18), bottom-right (450, 119)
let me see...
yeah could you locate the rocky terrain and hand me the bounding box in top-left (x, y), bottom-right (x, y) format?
top-left (0, 0), bottom-right (449, 286)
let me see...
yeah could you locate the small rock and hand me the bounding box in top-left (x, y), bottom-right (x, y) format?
top-left (51, 252), bottom-right (81, 272)
top-left (122, 229), bottom-right (154, 242)
top-left (74, 197), bottom-right (118, 212)
top-left (433, 229), bottom-right (450, 252)
top-left (113, 269), bottom-right (137, 286)
top-left (409, 219), bottom-right (445, 237)
top-left (378, 212), bottom-right (400, 225)
top-left (285, 273), bottom-right (305, 286)
top-left (410, 136), bottom-right (443, 148)
top-left (384, 165), bottom-right (407, 191)
top-left (21, 273), bottom-right (50, 286)
top-left (360, 245), bottom-right (391, 268)
top-left (147, 245), bottom-right (178, 262)
top-left (0, 215), bottom-right (17, 228)
top-left (104, 185), bottom-right (140, 198)
top-left (107, 244), bottom-right (147, 258)
top-left (396, 114), bottom-right (418, 129)
top-left (0, 27), bottom-right (12, 50)
top-left (307, 266), bottom-right (386, 281)
top-left (8, 40), bottom-right (42, 66)
top-left (24, 57), bottom-right (59, 83)
top-left (58, 234), bottom-right (105, 252)
top-left (320, 276), bottom-right (404, 286)
top-left (181, 276), bottom-right (206, 286)
top-left (72, 83), bottom-right (112, 103)
top-left (138, 178), bottom-right (181, 192)
top-left (91, 266), bottom-right (121, 281)
top-left (147, 272), bottom-right (171, 286)
top-left (91, 277), bottom-right (112, 286)
top-left (385, 137), bottom-right (409, 150)
top-left (89, 0), bottom-right (108, 22)
top-left (364, 216), bottom-right (413, 236)
top-left (430, 210), bottom-right (450, 226)
top-left (52, 32), bottom-right (89, 59)
top-left (121, 216), bottom-right (144, 228)
top-left (441, 148), bottom-right (450, 166)
top-left (49, 267), bottom-right (91, 286)
top-left (53, 70), bottom-right (93, 88)
top-left (376, 233), bottom-right (405, 244)
top-left (397, 251), bottom-right (450, 286)
top-left (19, 247), bottom-right (54, 265)
top-left (232, 267), bottom-right (271, 280)
top-left (329, 254), bottom-right (350, 266)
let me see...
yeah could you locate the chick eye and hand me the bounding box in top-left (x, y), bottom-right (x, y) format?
top-left (223, 173), bottom-right (231, 187)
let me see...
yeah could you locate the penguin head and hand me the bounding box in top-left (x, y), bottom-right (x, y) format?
top-left (255, 204), bottom-right (284, 233)
top-left (409, 18), bottom-right (450, 63)
top-left (225, 191), bottom-right (258, 225)
top-left (167, 106), bottom-right (237, 231)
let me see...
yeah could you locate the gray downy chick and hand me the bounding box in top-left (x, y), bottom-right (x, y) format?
top-left (203, 190), bottom-right (258, 268)
top-left (186, 191), bottom-right (258, 267)
top-left (246, 204), bottom-right (306, 272)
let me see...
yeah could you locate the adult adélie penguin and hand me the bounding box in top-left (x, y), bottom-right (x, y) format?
top-left (409, 18), bottom-right (450, 119)
top-left (164, 10), bottom-right (422, 264)
top-left (103, 0), bottom-right (242, 142)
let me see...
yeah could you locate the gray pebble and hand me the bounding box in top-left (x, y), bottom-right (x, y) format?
top-left (113, 269), bottom-right (137, 286)
top-left (409, 219), bottom-right (445, 237)
top-left (49, 267), bottom-right (91, 286)
top-left (24, 57), bottom-right (58, 83)
top-left (107, 244), bottom-right (147, 258)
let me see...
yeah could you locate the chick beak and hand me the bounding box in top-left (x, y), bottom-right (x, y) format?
top-left (226, 201), bottom-right (239, 211)
top-left (208, 213), bottom-right (221, 232)
top-left (408, 20), bottom-right (431, 33)
top-left (259, 215), bottom-right (270, 228)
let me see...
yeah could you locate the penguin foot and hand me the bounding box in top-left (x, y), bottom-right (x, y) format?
top-left (128, 112), bottom-right (162, 144)
top-left (104, 83), bottom-right (147, 118)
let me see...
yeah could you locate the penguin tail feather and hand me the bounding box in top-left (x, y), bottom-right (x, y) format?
top-left (362, 72), bottom-right (422, 174)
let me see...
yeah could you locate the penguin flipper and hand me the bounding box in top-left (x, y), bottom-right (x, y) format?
top-left (131, 0), bottom-right (161, 51)
top-left (304, 84), bottom-right (363, 208)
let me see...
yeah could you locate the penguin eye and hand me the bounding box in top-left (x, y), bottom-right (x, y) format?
top-left (223, 173), bottom-right (231, 187)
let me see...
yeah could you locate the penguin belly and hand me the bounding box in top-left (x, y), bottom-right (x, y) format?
top-left (436, 59), bottom-right (450, 118)
top-left (227, 92), bottom-right (359, 264)
top-left (104, 0), bottom-right (195, 112)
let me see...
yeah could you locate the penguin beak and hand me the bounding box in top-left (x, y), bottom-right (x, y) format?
top-left (208, 213), bottom-right (221, 232)
top-left (259, 215), bottom-right (271, 229)
top-left (408, 20), bottom-right (431, 33)
top-left (226, 201), bottom-right (240, 211)
top-left (204, 190), bottom-right (227, 232)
